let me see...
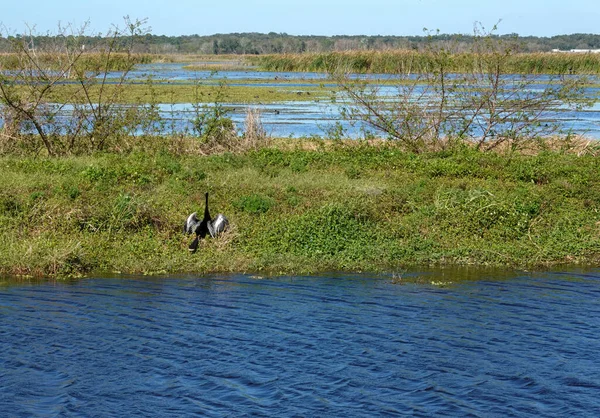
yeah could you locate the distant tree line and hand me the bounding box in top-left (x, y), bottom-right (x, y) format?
top-left (1, 32), bottom-right (600, 55)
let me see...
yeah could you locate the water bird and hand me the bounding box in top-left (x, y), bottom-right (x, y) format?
top-left (184, 192), bottom-right (229, 253)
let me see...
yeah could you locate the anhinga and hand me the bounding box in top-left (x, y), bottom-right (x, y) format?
top-left (184, 192), bottom-right (229, 253)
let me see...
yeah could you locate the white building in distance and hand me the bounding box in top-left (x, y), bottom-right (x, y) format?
top-left (551, 49), bottom-right (600, 53)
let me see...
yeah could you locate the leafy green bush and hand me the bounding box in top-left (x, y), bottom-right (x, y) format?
top-left (251, 204), bottom-right (381, 264)
top-left (233, 194), bottom-right (274, 214)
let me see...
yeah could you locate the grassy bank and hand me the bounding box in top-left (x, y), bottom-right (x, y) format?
top-left (249, 51), bottom-right (600, 74)
top-left (2, 141), bottom-right (600, 278)
top-left (42, 81), bottom-right (327, 104)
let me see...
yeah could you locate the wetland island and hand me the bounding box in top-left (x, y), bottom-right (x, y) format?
top-left (2, 24), bottom-right (600, 278)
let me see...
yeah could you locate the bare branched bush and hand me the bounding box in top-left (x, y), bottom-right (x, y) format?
top-left (0, 17), bottom-right (150, 156)
top-left (333, 23), bottom-right (594, 153)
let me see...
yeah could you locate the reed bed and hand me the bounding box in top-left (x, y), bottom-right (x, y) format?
top-left (0, 52), bottom-right (154, 71)
top-left (248, 51), bottom-right (600, 74)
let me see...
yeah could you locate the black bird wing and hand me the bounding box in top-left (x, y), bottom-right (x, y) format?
top-left (187, 192), bottom-right (215, 253)
top-left (184, 212), bottom-right (199, 234)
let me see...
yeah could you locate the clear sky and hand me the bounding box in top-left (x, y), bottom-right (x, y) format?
top-left (1, 0), bottom-right (599, 37)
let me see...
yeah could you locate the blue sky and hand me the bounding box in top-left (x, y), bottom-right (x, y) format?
top-left (2, 0), bottom-right (599, 37)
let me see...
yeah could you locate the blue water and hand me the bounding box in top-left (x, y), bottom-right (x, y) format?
top-left (2, 62), bottom-right (600, 138)
top-left (146, 100), bottom-right (600, 139)
top-left (99, 63), bottom-right (600, 138)
top-left (1, 270), bottom-right (599, 417)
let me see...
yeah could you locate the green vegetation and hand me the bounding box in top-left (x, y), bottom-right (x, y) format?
top-left (250, 51), bottom-right (600, 74)
top-left (2, 142), bottom-right (600, 278)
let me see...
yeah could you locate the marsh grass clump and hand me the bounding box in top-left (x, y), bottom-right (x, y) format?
top-left (193, 106), bottom-right (272, 155)
top-left (250, 50), bottom-right (600, 75)
top-left (0, 52), bottom-right (153, 72)
top-left (242, 107), bottom-right (270, 149)
top-left (189, 82), bottom-right (271, 155)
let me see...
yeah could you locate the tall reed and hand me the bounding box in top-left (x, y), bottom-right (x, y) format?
top-left (249, 51), bottom-right (600, 74)
top-left (0, 52), bottom-right (154, 72)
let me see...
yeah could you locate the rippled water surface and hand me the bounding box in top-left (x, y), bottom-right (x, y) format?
top-left (114, 63), bottom-right (600, 138)
top-left (1, 270), bottom-right (600, 417)
top-left (3, 63), bottom-right (599, 138)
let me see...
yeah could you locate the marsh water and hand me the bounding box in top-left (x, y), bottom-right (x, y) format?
top-left (1, 269), bottom-right (599, 416)
top-left (121, 63), bottom-right (600, 139)
top-left (2, 62), bottom-right (600, 139)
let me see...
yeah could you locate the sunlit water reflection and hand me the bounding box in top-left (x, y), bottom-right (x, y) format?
top-left (2, 63), bottom-right (599, 138)
top-left (120, 64), bottom-right (600, 138)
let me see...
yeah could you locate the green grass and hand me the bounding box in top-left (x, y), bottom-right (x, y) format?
top-left (37, 81), bottom-right (328, 104)
top-left (2, 142), bottom-right (600, 278)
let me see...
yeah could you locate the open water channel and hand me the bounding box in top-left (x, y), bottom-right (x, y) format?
top-left (1, 269), bottom-right (599, 416)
